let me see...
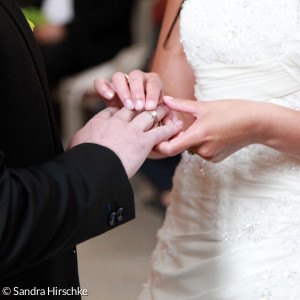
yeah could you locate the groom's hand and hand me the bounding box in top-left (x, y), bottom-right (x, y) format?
top-left (69, 105), bottom-right (183, 178)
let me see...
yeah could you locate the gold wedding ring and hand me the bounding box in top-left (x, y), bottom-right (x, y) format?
top-left (147, 110), bottom-right (159, 128)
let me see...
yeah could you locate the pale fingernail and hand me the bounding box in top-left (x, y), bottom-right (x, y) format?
top-left (135, 99), bottom-right (144, 110)
top-left (125, 99), bottom-right (134, 110)
top-left (164, 96), bottom-right (174, 101)
top-left (105, 91), bottom-right (114, 99)
top-left (146, 100), bottom-right (156, 109)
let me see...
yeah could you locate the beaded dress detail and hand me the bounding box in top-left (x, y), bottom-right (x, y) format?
top-left (138, 0), bottom-right (300, 299)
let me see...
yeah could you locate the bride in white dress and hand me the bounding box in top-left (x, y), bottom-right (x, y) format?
top-left (96, 0), bottom-right (300, 298)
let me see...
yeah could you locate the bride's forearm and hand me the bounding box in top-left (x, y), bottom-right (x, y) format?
top-left (257, 102), bottom-right (300, 159)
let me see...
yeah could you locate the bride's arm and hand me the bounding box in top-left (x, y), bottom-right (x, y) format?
top-left (144, 0), bottom-right (197, 158)
top-left (256, 102), bottom-right (300, 159)
top-left (152, 1), bottom-right (300, 161)
top-left (154, 96), bottom-right (300, 162)
top-left (151, 0), bottom-right (196, 113)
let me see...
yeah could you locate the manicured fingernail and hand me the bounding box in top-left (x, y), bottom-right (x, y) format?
top-left (105, 91), bottom-right (114, 99)
top-left (125, 99), bottom-right (134, 110)
top-left (164, 96), bottom-right (174, 101)
top-left (146, 100), bottom-right (156, 109)
top-left (135, 99), bottom-right (144, 110)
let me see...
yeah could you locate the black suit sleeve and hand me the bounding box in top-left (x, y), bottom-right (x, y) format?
top-left (0, 143), bottom-right (134, 279)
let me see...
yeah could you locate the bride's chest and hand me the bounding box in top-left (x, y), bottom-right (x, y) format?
top-left (180, 0), bottom-right (300, 65)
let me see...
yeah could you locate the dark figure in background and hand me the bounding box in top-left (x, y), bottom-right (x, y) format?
top-left (35, 0), bottom-right (135, 87)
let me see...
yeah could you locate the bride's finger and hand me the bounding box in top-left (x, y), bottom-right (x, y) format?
top-left (163, 96), bottom-right (199, 115)
top-left (112, 72), bottom-right (134, 110)
top-left (94, 78), bottom-right (115, 100)
top-left (162, 108), bottom-right (178, 125)
top-left (145, 74), bottom-right (163, 110)
top-left (155, 129), bottom-right (198, 156)
top-left (128, 70), bottom-right (146, 111)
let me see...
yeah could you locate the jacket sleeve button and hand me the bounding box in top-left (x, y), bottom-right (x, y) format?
top-left (108, 212), bottom-right (117, 227)
top-left (116, 208), bottom-right (124, 222)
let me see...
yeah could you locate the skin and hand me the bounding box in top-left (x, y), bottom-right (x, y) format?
top-left (34, 24), bottom-right (67, 46)
top-left (94, 0), bottom-right (300, 162)
top-left (94, 0), bottom-right (195, 116)
top-left (69, 105), bottom-right (182, 178)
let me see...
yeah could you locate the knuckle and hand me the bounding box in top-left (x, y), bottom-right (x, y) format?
top-left (199, 146), bottom-right (214, 158)
top-left (165, 146), bottom-right (175, 157)
top-left (148, 72), bottom-right (160, 79)
top-left (112, 72), bottom-right (123, 82)
top-left (149, 73), bottom-right (162, 86)
top-left (94, 77), bottom-right (102, 85)
top-left (147, 80), bottom-right (161, 92)
top-left (135, 134), bottom-right (148, 149)
top-left (94, 78), bottom-right (105, 90)
top-left (129, 70), bottom-right (143, 80)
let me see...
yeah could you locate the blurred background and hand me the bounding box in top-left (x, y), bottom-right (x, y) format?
top-left (18, 0), bottom-right (181, 298)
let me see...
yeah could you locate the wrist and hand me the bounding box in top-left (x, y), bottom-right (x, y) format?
top-left (249, 102), bottom-right (268, 145)
top-left (253, 102), bottom-right (288, 148)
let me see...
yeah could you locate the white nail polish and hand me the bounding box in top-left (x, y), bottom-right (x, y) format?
top-left (136, 100), bottom-right (144, 110)
top-left (146, 100), bottom-right (155, 109)
top-left (125, 99), bottom-right (134, 110)
top-left (105, 91), bottom-right (114, 99)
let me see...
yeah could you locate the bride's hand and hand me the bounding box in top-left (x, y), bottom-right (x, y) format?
top-left (156, 96), bottom-right (268, 162)
top-left (94, 70), bottom-right (163, 111)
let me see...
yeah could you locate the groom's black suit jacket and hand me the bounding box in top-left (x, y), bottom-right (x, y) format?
top-left (0, 0), bottom-right (134, 297)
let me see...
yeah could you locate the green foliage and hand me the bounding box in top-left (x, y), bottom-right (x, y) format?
top-left (22, 6), bottom-right (48, 26)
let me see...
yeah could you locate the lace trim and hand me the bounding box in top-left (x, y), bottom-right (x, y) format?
top-left (180, 0), bottom-right (300, 66)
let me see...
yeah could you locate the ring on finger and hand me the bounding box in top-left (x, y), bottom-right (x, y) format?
top-left (147, 110), bottom-right (159, 128)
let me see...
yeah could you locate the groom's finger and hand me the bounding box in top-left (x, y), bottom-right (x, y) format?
top-left (146, 121), bottom-right (183, 147)
top-left (96, 107), bottom-right (119, 119)
top-left (132, 105), bottom-right (169, 132)
top-left (114, 106), bottom-right (139, 122)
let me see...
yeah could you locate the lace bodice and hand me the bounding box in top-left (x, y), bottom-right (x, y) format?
top-left (180, 0), bottom-right (300, 66)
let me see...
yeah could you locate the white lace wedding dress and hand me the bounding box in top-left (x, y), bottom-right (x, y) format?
top-left (138, 0), bottom-right (300, 299)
